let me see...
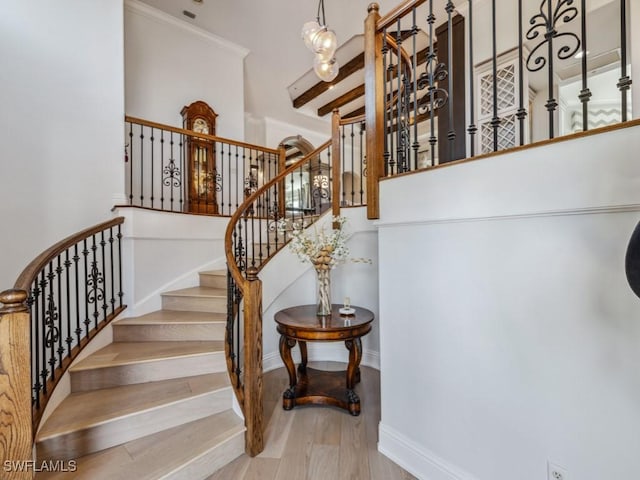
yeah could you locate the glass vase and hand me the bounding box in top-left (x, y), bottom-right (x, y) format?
top-left (315, 266), bottom-right (332, 316)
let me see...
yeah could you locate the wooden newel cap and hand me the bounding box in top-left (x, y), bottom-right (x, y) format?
top-left (246, 267), bottom-right (259, 281)
top-left (0, 289), bottom-right (29, 313)
top-left (368, 3), bottom-right (379, 13)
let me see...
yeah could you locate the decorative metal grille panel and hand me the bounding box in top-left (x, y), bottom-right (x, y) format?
top-left (480, 64), bottom-right (516, 117)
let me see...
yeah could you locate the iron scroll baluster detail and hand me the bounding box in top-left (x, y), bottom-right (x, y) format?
top-left (526, 0), bottom-right (581, 138)
top-left (525, 0), bottom-right (581, 72)
top-left (162, 158), bottom-right (182, 188)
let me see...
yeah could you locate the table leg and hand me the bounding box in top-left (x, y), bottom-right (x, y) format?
top-left (345, 337), bottom-right (363, 416)
top-left (298, 340), bottom-right (308, 374)
top-left (279, 334), bottom-right (297, 410)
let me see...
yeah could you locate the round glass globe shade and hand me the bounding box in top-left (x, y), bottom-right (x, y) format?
top-left (312, 28), bottom-right (337, 59)
top-left (314, 56), bottom-right (340, 82)
top-left (301, 21), bottom-right (322, 51)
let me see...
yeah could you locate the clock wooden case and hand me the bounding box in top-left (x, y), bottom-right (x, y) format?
top-left (181, 101), bottom-right (218, 214)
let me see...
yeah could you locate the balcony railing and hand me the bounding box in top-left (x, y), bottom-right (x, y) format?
top-left (364, 0), bottom-right (633, 211)
top-left (124, 116), bottom-right (282, 216)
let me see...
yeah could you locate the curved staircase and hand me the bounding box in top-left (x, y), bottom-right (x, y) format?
top-left (35, 270), bottom-right (245, 480)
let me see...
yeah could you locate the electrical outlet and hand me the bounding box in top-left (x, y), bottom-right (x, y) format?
top-left (548, 461), bottom-right (569, 480)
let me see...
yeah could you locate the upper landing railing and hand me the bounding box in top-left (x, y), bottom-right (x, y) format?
top-left (363, 0), bottom-right (634, 217)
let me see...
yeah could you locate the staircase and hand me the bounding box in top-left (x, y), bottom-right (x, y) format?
top-left (35, 270), bottom-right (245, 480)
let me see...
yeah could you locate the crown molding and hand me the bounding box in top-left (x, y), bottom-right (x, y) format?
top-left (124, 0), bottom-right (249, 58)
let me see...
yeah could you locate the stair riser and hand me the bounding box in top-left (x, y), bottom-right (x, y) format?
top-left (162, 295), bottom-right (226, 313)
top-left (113, 323), bottom-right (225, 342)
top-left (70, 352), bottom-right (225, 392)
top-left (198, 273), bottom-right (227, 289)
top-left (161, 431), bottom-right (244, 480)
top-left (36, 389), bottom-right (232, 461)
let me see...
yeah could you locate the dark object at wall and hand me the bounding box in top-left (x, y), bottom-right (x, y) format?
top-left (625, 221), bottom-right (640, 298)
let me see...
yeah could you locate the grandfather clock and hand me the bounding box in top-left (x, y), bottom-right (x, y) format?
top-left (181, 101), bottom-right (218, 214)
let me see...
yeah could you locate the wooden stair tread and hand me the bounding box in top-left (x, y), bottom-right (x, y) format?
top-left (70, 341), bottom-right (224, 371)
top-left (36, 373), bottom-right (230, 442)
top-left (114, 310), bottom-right (226, 325)
top-left (161, 286), bottom-right (226, 298)
top-left (35, 410), bottom-right (245, 480)
top-left (199, 269), bottom-right (226, 276)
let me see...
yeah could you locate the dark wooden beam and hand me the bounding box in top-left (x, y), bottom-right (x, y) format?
top-left (317, 85), bottom-right (365, 117)
top-left (292, 53), bottom-right (365, 109)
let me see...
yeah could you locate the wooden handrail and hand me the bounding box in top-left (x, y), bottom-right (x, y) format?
top-left (124, 116), bottom-right (281, 155)
top-left (224, 139), bottom-right (332, 457)
top-left (15, 217), bottom-right (125, 292)
top-left (225, 139), bottom-right (332, 282)
top-left (376, 0), bottom-right (428, 31)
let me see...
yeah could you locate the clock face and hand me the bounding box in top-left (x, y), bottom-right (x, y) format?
top-left (193, 118), bottom-right (209, 135)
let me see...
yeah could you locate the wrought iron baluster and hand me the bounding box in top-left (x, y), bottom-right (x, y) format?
top-left (160, 131), bottom-right (165, 210)
top-left (618, 0), bottom-right (631, 122)
top-left (109, 227), bottom-right (115, 315)
top-left (491, 0), bottom-right (500, 150)
top-left (56, 256), bottom-right (63, 371)
top-left (359, 122), bottom-right (365, 204)
top-left (89, 235), bottom-right (102, 329)
top-left (382, 29), bottom-right (391, 176)
top-left (169, 133), bottom-right (175, 211)
top-left (579, 0), bottom-right (591, 130)
top-left (350, 124), bottom-right (355, 204)
top-left (468, 0), bottom-right (477, 155)
top-left (227, 143), bottom-right (233, 214)
top-left (139, 127), bottom-right (144, 206)
top-left (128, 122), bottom-right (133, 205)
top-left (82, 239), bottom-right (90, 336)
top-left (395, 20), bottom-right (402, 174)
top-left (64, 250), bottom-right (72, 356)
top-left (100, 231), bottom-right (108, 321)
top-left (428, 0), bottom-right (437, 166)
top-left (150, 128), bottom-right (155, 208)
top-left (526, 0), bottom-right (580, 139)
top-left (446, 1), bottom-right (456, 158)
top-left (74, 244), bottom-right (81, 345)
top-left (117, 224), bottom-right (124, 309)
top-left (179, 134), bottom-right (184, 211)
top-left (517, 0), bottom-right (527, 144)
top-left (40, 270), bottom-right (48, 395)
top-left (412, 7), bottom-right (419, 170)
top-left (341, 125), bottom-right (346, 206)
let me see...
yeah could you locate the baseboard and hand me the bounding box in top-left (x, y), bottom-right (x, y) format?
top-left (263, 346), bottom-right (380, 373)
top-left (378, 424), bottom-right (478, 480)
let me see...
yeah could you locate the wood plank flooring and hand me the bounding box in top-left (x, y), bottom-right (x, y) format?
top-left (208, 363), bottom-right (416, 480)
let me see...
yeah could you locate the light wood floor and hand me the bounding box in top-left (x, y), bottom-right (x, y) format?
top-left (208, 363), bottom-right (416, 480)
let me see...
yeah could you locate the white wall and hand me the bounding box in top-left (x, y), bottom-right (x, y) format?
top-left (260, 208), bottom-right (380, 371)
top-left (124, 0), bottom-right (247, 141)
top-left (114, 207), bottom-right (229, 316)
top-left (264, 116), bottom-right (330, 152)
top-left (0, 1), bottom-right (125, 290)
top-left (377, 124), bottom-right (640, 480)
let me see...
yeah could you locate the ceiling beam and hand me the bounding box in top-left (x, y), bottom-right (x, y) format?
top-left (292, 53), bottom-right (365, 109)
top-left (317, 85), bottom-right (366, 117)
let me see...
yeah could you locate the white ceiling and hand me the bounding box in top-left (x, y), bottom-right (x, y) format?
top-left (138, 0), bottom-right (399, 133)
top-left (137, 0), bottom-right (621, 134)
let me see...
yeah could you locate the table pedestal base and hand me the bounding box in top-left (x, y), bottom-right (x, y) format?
top-left (282, 367), bottom-right (361, 416)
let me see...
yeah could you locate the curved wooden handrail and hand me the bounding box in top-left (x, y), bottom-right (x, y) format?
top-left (125, 116), bottom-right (281, 155)
top-left (377, 0), bottom-right (428, 31)
top-left (15, 217), bottom-right (125, 291)
top-left (224, 139), bottom-right (332, 285)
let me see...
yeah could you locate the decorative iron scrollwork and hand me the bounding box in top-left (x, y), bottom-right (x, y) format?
top-left (163, 158), bottom-right (182, 187)
top-left (87, 262), bottom-right (105, 306)
top-left (526, 0), bottom-right (580, 73)
top-left (44, 293), bottom-right (60, 349)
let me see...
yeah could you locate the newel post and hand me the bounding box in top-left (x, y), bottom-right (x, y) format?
top-left (331, 109), bottom-right (341, 226)
top-left (364, 3), bottom-right (383, 220)
top-left (0, 289), bottom-right (34, 480)
top-left (243, 267), bottom-right (264, 456)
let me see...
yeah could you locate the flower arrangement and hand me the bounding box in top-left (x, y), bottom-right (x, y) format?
top-left (279, 216), bottom-right (370, 316)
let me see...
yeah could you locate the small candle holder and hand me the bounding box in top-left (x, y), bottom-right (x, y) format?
top-left (339, 296), bottom-right (355, 316)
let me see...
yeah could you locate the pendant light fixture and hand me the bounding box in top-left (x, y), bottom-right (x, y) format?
top-left (301, 0), bottom-right (339, 82)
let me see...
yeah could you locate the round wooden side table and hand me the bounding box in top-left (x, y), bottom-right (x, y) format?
top-left (274, 304), bottom-right (374, 416)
